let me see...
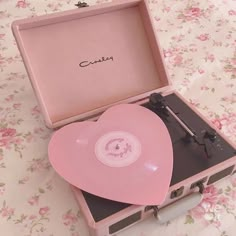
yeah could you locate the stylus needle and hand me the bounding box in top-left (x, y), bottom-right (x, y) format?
top-left (149, 93), bottom-right (213, 158)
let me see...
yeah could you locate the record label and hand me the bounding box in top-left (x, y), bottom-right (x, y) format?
top-left (94, 131), bottom-right (141, 167)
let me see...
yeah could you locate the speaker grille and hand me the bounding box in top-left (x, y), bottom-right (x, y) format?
top-left (109, 211), bottom-right (141, 234)
top-left (207, 165), bottom-right (234, 185)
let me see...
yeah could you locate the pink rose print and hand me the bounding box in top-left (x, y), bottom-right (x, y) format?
top-left (154, 16), bottom-right (160, 21)
top-left (197, 34), bottom-right (210, 41)
top-left (62, 209), bottom-right (80, 234)
top-left (63, 210), bottom-right (78, 226)
top-left (202, 185), bottom-right (219, 206)
top-left (172, 55), bottom-right (183, 66)
top-left (162, 6), bottom-right (170, 13)
top-left (31, 105), bottom-right (41, 118)
top-left (27, 207), bottom-right (50, 233)
top-left (163, 47), bottom-right (188, 67)
top-left (187, 7), bottom-right (201, 17)
top-left (211, 113), bottom-right (236, 138)
top-left (31, 106), bottom-right (41, 115)
top-left (220, 113), bottom-right (236, 137)
top-left (27, 158), bottom-right (51, 172)
top-left (16, 0), bottom-right (29, 8)
top-left (198, 69), bottom-right (205, 74)
top-left (13, 103), bottom-right (21, 110)
top-left (28, 195), bottom-right (39, 206)
top-left (0, 34), bottom-right (5, 40)
top-left (178, 7), bottom-right (203, 21)
top-left (232, 58), bottom-right (236, 65)
top-left (0, 201), bottom-right (14, 219)
top-left (1, 206), bottom-right (14, 218)
top-left (218, 196), bottom-right (229, 205)
top-left (0, 128), bottom-right (16, 137)
top-left (163, 49), bottom-right (173, 58)
top-left (39, 206), bottom-right (50, 216)
top-left (29, 214), bottom-right (37, 221)
top-left (0, 128), bottom-right (18, 148)
top-left (211, 118), bottom-right (222, 130)
top-left (166, 53), bottom-right (183, 66)
top-left (205, 53), bottom-right (215, 62)
top-left (201, 85), bottom-right (209, 91)
top-left (228, 10), bottom-right (236, 16)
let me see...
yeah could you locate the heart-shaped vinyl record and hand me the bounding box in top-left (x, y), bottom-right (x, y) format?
top-left (48, 104), bottom-right (173, 205)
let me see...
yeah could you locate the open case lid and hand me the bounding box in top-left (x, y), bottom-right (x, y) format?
top-left (12, 0), bottom-right (171, 129)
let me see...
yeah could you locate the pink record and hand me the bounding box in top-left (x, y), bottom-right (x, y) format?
top-left (48, 104), bottom-right (173, 205)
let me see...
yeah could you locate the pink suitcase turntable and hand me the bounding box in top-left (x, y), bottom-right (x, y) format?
top-left (12, 0), bottom-right (236, 235)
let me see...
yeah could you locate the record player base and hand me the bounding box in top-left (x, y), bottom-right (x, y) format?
top-left (71, 91), bottom-right (236, 236)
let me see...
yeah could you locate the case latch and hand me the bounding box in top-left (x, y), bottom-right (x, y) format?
top-left (75, 1), bottom-right (89, 8)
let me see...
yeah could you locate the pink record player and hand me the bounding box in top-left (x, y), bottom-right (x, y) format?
top-left (12, 1), bottom-right (236, 236)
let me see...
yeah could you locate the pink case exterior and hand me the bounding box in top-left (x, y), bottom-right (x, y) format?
top-left (72, 91), bottom-right (236, 236)
top-left (12, 1), bottom-right (236, 235)
top-left (12, 0), bottom-right (171, 128)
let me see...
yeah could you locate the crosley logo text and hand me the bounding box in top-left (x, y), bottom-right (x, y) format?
top-left (79, 56), bottom-right (114, 68)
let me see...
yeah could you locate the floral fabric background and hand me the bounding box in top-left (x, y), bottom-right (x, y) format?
top-left (0, 0), bottom-right (236, 236)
